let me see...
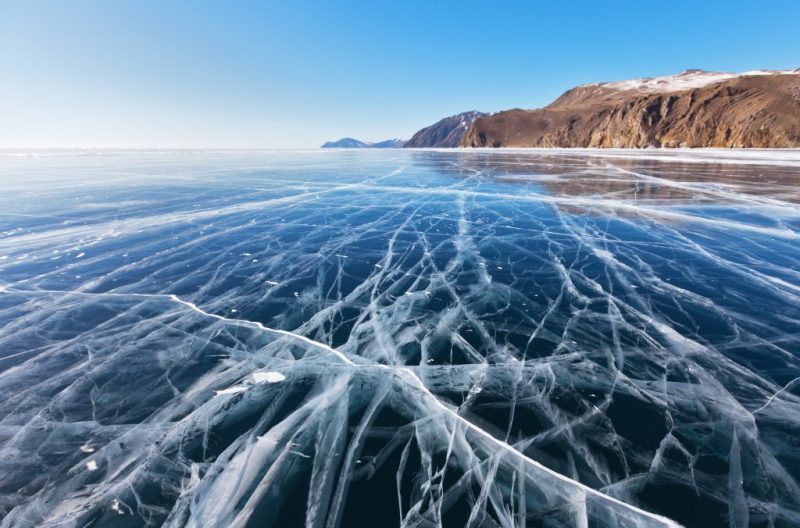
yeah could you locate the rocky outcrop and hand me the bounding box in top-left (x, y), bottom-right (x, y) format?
top-left (404, 111), bottom-right (486, 148)
top-left (462, 70), bottom-right (800, 148)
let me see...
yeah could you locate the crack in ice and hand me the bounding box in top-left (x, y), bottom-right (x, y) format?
top-left (1, 284), bottom-right (682, 526)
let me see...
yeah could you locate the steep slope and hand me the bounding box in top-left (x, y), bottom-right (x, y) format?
top-left (404, 111), bottom-right (486, 148)
top-left (462, 70), bottom-right (800, 148)
top-left (321, 138), bottom-right (405, 148)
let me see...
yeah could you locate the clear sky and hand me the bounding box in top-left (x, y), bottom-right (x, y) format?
top-left (1, 0), bottom-right (799, 149)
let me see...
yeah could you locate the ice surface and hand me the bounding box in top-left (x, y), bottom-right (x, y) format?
top-left (1, 149), bottom-right (800, 527)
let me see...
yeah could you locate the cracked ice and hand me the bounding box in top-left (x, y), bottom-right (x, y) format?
top-left (0, 149), bottom-right (799, 527)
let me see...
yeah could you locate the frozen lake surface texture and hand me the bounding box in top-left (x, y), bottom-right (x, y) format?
top-left (1, 149), bottom-right (799, 528)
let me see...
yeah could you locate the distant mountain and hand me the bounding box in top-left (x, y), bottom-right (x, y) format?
top-left (404, 111), bottom-right (486, 148)
top-left (321, 138), bottom-right (369, 148)
top-left (462, 69), bottom-right (800, 148)
top-left (322, 112), bottom-right (486, 150)
top-left (370, 138), bottom-right (406, 148)
top-left (321, 137), bottom-right (406, 148)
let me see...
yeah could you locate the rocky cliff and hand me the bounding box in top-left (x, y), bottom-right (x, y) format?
top-left (404, 111), bottom-right (486, 148)
top-left (462, 70), bottom-right (800, 148)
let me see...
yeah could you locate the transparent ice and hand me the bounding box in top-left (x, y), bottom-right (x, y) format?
top-left (0, 149), bottom-right (799, 527)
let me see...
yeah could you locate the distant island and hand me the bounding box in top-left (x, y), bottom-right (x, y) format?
top-left (323, 69), bottom-right (800, 149)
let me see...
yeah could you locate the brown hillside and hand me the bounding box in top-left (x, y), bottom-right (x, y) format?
top-left (462, 71), bottom-right (800, 148)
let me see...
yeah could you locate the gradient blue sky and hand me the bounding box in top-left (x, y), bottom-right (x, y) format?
top-left (1, 1), bottom-right (799, 149)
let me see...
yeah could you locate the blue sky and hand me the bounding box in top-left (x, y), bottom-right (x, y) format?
top-left (1, 1), bottom-right (799, 148)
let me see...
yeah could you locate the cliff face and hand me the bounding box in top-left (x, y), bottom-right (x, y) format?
top-left (462, 71), bottom-right (800, 148)
top-left (404, 111), bottom-right (486, 148)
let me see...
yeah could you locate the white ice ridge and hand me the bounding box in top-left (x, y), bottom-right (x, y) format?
top-left (0, 285), bottom-right (357, 366)
top-left (164, 293), bottom-right (357, 366)
top-left (1, 285), bottom-right (682, 527)
top-left (753, 375), bottom-right (800, 414)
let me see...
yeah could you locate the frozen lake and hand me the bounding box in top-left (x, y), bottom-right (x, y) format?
top-left (1, 149), bottom-right (799, 527)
